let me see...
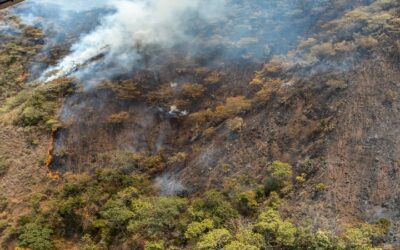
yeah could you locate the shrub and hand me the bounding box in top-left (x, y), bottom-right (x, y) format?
top-left (102, 80), bottom-right (140, 100)
top-left (56, 196), bottom-right (84, 236)
top-left (0, 23), bottom-right (44, 100)
top-left (254, 83), bottom-right (279, 104)
top-left (295, 173), bottom-right (306, 183)
top-left (269, 161), bottom-right (293, 181)
top-left (261, 59), bottom-right (290, 75)
top-left (197, 229), bottom-right (232, 250)
top-left (100, 198), bottom-right (134, 229)
top-left (108, 152), bottom-right (165, 175)
top-left (62, 182), bottom-right (85, 197)
top-left (182, 83), bottom-right (205, 99)
top-left (139, 155), bottom-right (166, 174)
top-left (0, 159), bottom-right (9, 176)
top-left (189, 109), bottom-right (214, 125)
top-left (222, 241), bottom-right (258, 250)
top-left (0, 220), bottom-right (9, 233)
top-left (343, 223), bottom-right (388, 249)
top-left (235, 191), bottom-right (258, 216)
top-left (107, 112), bottom-right (129, 124)
top-left (310, 42), bottom-right (336, 57)
top-left (298, 38), bottom-right (317, 49)
top-left (250, 75), bottom-right (264, 85)
top-left (203, 127), bottom-right (216, 139)
top-left (115, 187), bottom-right (139, 205)
top-left (185, 219), bottom-right (214, 240)
top-left (189, 190), bottom-right (238, 226)
top-left (128, 197), bottom-right (188, 238)
top-left (18, 222), bottom-right (53, 250)
top-left (235, 229), bottom-right (265, 249)
top-left (204, 72), bottom-right (221, 85)
top-left (264, 177), bottom-right (282, 195)
top-left (144, 241), bottom-right (165, 250)
top-left (226, 117), bottom-right (245, 132)
top-left (214, 96), bottom-right (252, 119)
top-left (0, 196), bottom-right (8, 212)
top-left (343, 227), bottom-right (374, 248)
top-left (255, 208), bottom-right (297, 247)
top-left (334, 41), bottom-right (356, 53)
top-left (167, 152), bottom-right (188, 166)
top-left (268, 192), bottom-right (282, 209)
top-left (80, 234), bottom-right (99, 250)
top-left (376, 218), bottom-right (391, 235)
top-left (264, 161), bottom-right (293, 195)
top-left (311, 230), bottom-right (337, 249)
top-left (108, 151), bottom-right (142, 172)
top-left (18, 106), bottom-right (46, 127)
top-left (147, 85), bottom-right (174, 104)
top-left (5, 77), bottom-right (73, 129)
top-left (315, 183), bottom-right (327, 192)
top-left (357, 35), bottom-right (379, 48)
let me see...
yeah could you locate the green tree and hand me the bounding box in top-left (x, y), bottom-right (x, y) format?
top-left (311, 230), bottom-right (338, 250)
top-left (18, 222), bottom-right (53, 250)
top-left (189, 190), bottom-right (238, 226)
top-left (255, 208), bottom-right (297, 247)
top-left (343, 223), bottom-right (385, 250)
top-left (185, 219), bottom-right (215, 240)
top-left (222, 241), bottom-right (258, 250)
top-left (264, 161), bottom-right (293, 195)
top-left (81, 234), bottom-right (100, 250)
top-left (269, 161), bottom-right (293, 181)
top-left (197, 229), bottom-right (233, 250)
top-left (115, 186), bottom-right (139, 205)
top-left (128, 197), bottom-right (188, 238)
top-left (236, 229), bottom-right (265, 249)
top-left (145, 241), bottom-right (165, 250)
top-left (100, 198), bottom-right (134, 228)
top-left (235, 191), bottom-right (258, 216)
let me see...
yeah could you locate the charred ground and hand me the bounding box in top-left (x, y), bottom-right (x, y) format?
top-left (0, 0), bottom-right (400, 249)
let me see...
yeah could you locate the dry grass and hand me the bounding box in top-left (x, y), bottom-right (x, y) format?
top-left (0, 126), bottom-right (52, 243)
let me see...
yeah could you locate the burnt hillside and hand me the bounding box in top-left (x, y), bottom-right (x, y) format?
top-left (0, 0), bottom-right (399, 249)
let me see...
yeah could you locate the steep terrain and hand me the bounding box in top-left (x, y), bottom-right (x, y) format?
top-left (0, 0), bottom-right (399, 249)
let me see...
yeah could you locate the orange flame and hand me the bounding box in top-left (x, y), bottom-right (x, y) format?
top-left (45, 129), bottom-right (61, 179)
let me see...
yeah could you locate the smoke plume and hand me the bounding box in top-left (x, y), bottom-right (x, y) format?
top-left (9, 0), bottom-right (334, 85)
top-left (155, 173), bottom-right (186, 196)
top-left (38, 0), bottom-right (226, 83)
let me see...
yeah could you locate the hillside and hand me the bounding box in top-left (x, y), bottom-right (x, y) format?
top-left (0, 0), bottom-right (399, 249)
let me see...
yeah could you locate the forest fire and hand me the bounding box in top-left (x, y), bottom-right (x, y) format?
top-left (45, 128), bottom-right (60, 179)
top-left (1, 0), bottom-right (400, 249)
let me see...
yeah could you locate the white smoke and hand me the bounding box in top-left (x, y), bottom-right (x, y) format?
top-left (155, 173), bottom-right (185, 196)
top-left (41, 0), bottom-right (226, 83)
top-left (29, 0), bottom-right (111, 12)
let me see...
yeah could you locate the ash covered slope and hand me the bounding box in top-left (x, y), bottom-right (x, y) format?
top-left (176, 0), bottom-right (400, 234)
top-left (43, 0), bottom-right (399, 234)
top-left (46, 0), bottom-right (399, 224)
top-left (0, 0), bottom-right (400, 248)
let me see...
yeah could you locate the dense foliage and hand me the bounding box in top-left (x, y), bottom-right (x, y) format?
top-left (3, 162), bottom-right (388, 249)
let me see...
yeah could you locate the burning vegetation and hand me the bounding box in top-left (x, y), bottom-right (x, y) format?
top-left (0, 0), bottom-right (400, 249)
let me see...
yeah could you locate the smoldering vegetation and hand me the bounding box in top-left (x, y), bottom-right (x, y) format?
top-left (155, 173), bottom-right (186, 196)
top-left (5, 0), bottom-right (398, 183)
top-left (6, 0), bottom-right (388, 186)
top-left (1, 0), bottom-right (400, 248)
top-left (4, 0), bottom-right (341, 172)
top-left (10, 0), bottom-right (337, 84)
